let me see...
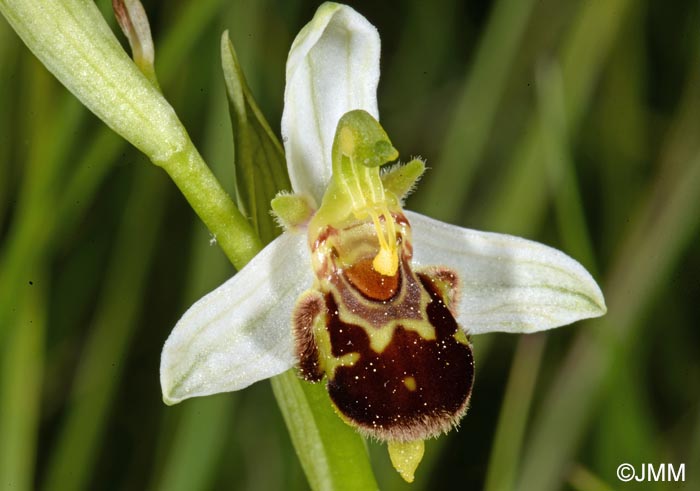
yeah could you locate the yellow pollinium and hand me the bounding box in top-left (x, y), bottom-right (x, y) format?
top-left (373, 246), bottom-right (398, 277)
top-left (367, 208), bottom-right (398, 277)
top-left (388, 439), bottom-right (425, 483)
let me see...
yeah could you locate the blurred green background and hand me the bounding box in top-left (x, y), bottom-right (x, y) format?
top-left (1, 0), bottom-right (699, 490)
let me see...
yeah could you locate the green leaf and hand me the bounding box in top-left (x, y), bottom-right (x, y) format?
top-left (221, 31), bottom-right (291, 244)
top-left (270, 371), bottom-right (379, 491)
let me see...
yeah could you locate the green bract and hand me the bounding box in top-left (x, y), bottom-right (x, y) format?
top-left (221, 31), bottom-right (290, 244)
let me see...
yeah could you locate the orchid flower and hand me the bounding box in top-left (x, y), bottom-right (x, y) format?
top-left (160, 2), bottom-right (605, 482)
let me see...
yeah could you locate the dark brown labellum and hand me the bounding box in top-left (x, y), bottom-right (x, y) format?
top-left (293, 234), bottom-right (474, 441)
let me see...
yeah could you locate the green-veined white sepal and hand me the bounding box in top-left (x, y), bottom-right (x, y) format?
top-left (408, 211), bottom-right (606, 334)
top-left (282, 2), bottom-right (380, 203)
top-left (160, 231), bottom-right (311, 405)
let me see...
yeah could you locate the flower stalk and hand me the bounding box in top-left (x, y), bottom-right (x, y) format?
top-left (157, 144), bottom-right (263, 269)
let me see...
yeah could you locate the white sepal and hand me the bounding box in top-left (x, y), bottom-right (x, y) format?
top-left (281, 2), bottom-right (380, 203)
top-left (407, 211), bottom-right (606, 335)
top-left (160, 232), bottom-right (313, 405)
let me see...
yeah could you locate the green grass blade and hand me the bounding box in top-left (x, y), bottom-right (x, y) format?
top-left (515, 70), bottom-right (700, 491)
top-left (0, 275), bottom-right (45, 491)
top-left (154, 0), bottom-right (223, 84)
top-left (154, 396), bottom-right (235, 491)
top-left (415, 0), bottom-right (539, 221)
top-left (483, 335), bottom-right (546, 491)
top-left (381, 0), bottom-right (459, 143)
top-left (0, 68), bottom-right (82, 346)
top-left (0, 17), bottom-right (20, 231)
top-left (483, 0), bottom-right (634, 234)
top-left (567, 465), bottom-right (617, 491)
top-left (42, 169), bottom-right (167, 491)
top-left (535, 61), bottom-right (597, 273)
top-left (690, 409), bottom-right (700, 484)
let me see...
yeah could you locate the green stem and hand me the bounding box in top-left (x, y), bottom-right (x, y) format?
top-left (271, 372), bottom-right (379, 491)
top-left (156, 143), bottom-right (262, 270)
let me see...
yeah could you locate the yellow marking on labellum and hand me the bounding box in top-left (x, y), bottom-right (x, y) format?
top-left (453, 327), bottom-right (469, 346)
top-left (326, 352), bottom-right (360, 375)
top-left (341, 270), bottom-right (437, 350)
top-left (309, 301), bottom-right (360, 379)
top-left (349, 320), bottom-right (436, 355)
top-left (330, 260), bottom-right (438, 354)
top-left (403, 376), bottom-right (417, 391)
top-left (388, 439), bottom-right (425, 483)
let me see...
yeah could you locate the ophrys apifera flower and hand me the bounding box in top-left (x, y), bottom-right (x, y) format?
top-left (160, 2), bottom-right (605, 482)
